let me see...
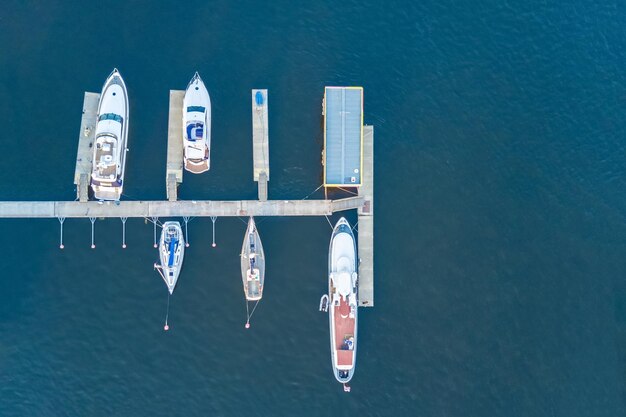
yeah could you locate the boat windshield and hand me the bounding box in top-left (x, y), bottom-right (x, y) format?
top-left (186, 122), bottom-right (204, 141)
top-left (98, 113), bottom-right (123, 123)
top-left (187, 106), bottom-right (205, 113)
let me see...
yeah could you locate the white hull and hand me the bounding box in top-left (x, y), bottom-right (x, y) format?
top-left (91, 69), bottom-right (129, 201)
top-left (240, 217), bottom-right (265, 301)
top-left (182, 72), bottom-right (211, 174)
top-left (328, 217), bottom-right (358, 384)
top-left (158, 222), bottom-right (185, 294)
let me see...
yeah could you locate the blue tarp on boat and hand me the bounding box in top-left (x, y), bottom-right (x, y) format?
top-left (168, 239), bottom-right (177, 267)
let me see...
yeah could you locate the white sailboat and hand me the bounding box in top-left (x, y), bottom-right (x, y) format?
top-left (155, 221), bottom-right (185, 295)
top-left (327, 217), bottom-right (358, 391)
top-left (90, 69), bottom-right (129, 201)
top-left (182, 72), bottom-right (211, 173)
top-left (240, 217), bottom-right (265, 328)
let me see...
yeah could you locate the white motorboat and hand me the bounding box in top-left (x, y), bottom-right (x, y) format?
top-left (90, 68), bottom-right (129, 201)
top-left (327, 217), bottom-right (358, 389)
top-left (182, 72), bottom-right (211, 173)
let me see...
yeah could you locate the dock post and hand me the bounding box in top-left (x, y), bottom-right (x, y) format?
top-left (89, 217), bottom-right (96, 249)
top-left (152, 217), bottom-right (158, 248)
top-left (121, 217), bottom-right (127, 248)
top-left (183, 216), bottom-right (190, 247)
top-left (58, 217), bottom-right (66, 249)
top-left (258, 172), bottom-right (268, 202)
top-left (211, 216), bottom-right (217, 247)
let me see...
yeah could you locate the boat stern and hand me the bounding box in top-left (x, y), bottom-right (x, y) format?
top-left (91, 183), bottom-right (122, 201)
top-left (334, 367), bottom-right (354, 384)
top-left (184, 158), bottom-right (210, 174)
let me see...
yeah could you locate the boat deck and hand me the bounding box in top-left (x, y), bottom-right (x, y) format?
top-left (93, 140), bottom-right (117, 179)
top-left (334, 297), bottom-right (355, 366)
top-left (185, 159), bottom-right (209, 174)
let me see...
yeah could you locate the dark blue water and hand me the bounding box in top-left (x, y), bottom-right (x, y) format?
top-left (1, 1), bottom-right (626, 416)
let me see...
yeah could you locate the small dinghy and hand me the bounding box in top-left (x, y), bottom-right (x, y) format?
top-left (155, 221), bottom-right (185, 295)
top-left (240, 217), bottom-right (265, 328)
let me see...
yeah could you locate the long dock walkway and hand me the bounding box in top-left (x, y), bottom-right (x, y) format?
top-left (74, 92), bottom-right (100, 202)
top-left (0, 197), bottom-right (363, 218)
top-left (252, 89), bottom-right (269, 201)
top-left (358, 125), bottom-right (374, 307)
top-left (166, 90), bottom-right (184, 201)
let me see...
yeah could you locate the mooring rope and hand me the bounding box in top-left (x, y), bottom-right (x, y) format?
top-left (324, 215), bottom-right (334, 230)
top-left (164, 292), bottom-right (171, 331)
top-left (58, 217), bottom-right (65, 249)
top-left (121, 217), bottom-right (128, 248)
top-left (245, 299), bottom-right (261, 329)
top-left (89, 217), bottom-right (96, 249)
top-left (183, 216), bottom-right (190, 247)
top-left (211, 216), bottom-right (217, 247)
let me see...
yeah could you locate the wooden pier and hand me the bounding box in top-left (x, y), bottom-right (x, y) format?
top-left (358, 126), bottom-right (374, 307)
top-left (18, 88), bottom-right (374, 308)
top-left (74, 92), bottom-right (100, 202)
top-left (252, 89), bottom-right (269, 201)
top-left (0, 198), bottom-right (362, 218)
top-left (166, 90), bottom-right (184, 201)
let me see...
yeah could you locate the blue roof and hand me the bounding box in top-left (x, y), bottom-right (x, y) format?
top-left (324, 87), bottom-right (362, 186)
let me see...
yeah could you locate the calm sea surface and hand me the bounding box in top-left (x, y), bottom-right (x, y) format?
top-left (1, 1), bottom-right (626, 416)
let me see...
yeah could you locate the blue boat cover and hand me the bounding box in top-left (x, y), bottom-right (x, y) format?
top-left (187, 106), bottom-right (205, 113)
top-left (255, 91), bottom-right (264, 106)
top-left (98, 113), bottom-right (123, 123)
top-left (168, 239), bottom-right (177, 267)
top-left (186, 122), bottom-right (204, 141)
